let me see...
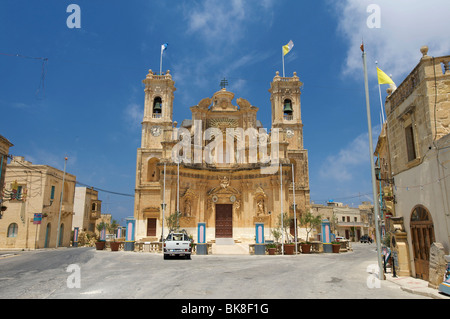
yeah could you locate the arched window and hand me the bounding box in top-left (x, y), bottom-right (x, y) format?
top-left (147, 158), bottom-right (160, 182)
top-left (283, 99), bottom-right (293, 120)
top-left (153, 97), bottom-right (162, 115)
top-left (7, 223), bottom-right (18, 237)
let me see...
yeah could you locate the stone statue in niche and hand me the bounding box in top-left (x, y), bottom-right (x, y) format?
top-left (257, 199), bottom-right (265, 216)
top-left (184, 198), bottom-right (192, 217)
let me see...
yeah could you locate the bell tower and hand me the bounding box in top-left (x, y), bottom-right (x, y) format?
top-left (269, 71), bottom-right (304, 150)
top-left (141, 69), bottom-right (176, 149)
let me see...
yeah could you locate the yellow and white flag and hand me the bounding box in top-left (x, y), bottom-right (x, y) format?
top-left (376, 67), bottom-right (394, 85)
top-left (283, 40), bottom-right (294, 56)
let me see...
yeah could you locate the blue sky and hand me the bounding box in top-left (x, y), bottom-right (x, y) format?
top-left (2, 0), bottom-right (450, 225)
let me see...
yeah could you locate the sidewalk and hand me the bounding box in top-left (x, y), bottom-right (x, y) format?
top-left (385, 273), bottom-right (450, 299)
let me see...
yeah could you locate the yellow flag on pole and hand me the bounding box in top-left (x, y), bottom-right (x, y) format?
top-left (377, 67), bottom-right (394, 85)
top-left (283, 40), bottom-right (294, 56)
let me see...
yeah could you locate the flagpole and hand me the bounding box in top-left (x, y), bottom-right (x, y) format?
top-left (162, 163), bottom-right (166, 240)
top-left (292, 163), bottom-right (297, 254)
top-left (362, 45), bottom-right (384, 280)
top-left (280, 163), bottom-right (284, 255)
top-left (282, 48), bottom-right (285, 77)
top-left (160, 49), bottom-right (163, 75)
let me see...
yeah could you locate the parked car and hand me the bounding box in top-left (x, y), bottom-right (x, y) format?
top-left (335, 236), bottom-right (345, 242)
top-left (163, 230), bottom-right (192, 259)
top-left (360, 235), bottom-right (373, 243)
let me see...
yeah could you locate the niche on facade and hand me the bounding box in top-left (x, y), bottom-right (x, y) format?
top-left (146, 158), bottom-right (160, 182)
top-left (179, 188), bottom-right (198, 228)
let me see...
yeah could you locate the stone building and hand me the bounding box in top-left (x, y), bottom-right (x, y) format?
top-left (134, 70), bottom-right (310, 244)
top-left (310, 201), bottom-right (374, 242)
top-left (0, 156), bottom-right (76, 249)
top-left (0, 134), bottom-right (13, 215)
top-left (379, 46), bottom-right (450, 281)
top-left (73, 186), bottom-right (102, 233)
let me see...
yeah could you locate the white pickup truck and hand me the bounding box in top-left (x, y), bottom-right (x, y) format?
top-left (163, 230), bottom-right (192, 259)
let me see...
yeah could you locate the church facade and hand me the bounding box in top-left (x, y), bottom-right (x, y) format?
top-left (133, 69), bottom-right (310, 243)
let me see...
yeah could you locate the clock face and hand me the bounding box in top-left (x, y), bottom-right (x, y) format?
top-left (286, 129), bottom-right (294, 138)
top-left (151, 126), bottom-right (161, 137)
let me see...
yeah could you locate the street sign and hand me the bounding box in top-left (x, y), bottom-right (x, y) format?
top-left (33, 213), bottom-right (42, 225)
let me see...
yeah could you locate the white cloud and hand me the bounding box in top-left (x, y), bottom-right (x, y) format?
top-left (183, 0), bottom-right (274, 45)
top-left (124, 103), bottom-right (143, 130)
top-left (332, 0), bottom-right (450, 81)
top-left (319, 126), bottom-right (381, 181)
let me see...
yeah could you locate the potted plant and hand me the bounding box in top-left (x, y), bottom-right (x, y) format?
top-left (108, 219), bottom-right (120, 251)
top-left (331, 241), bottom-right (341, 253)
top-left (284, 242), bottom-right (296, 255)
top-left (95, 221), bottom-right (108, 250)
top-left (299, 212), bottom-right (322, 253)
top-left (300, 241), bottom-right (312, 254)
top-left (266, 243), bottom-right (278, 255)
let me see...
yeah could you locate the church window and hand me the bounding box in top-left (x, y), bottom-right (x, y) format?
top-left (153, 97), bottom-right (162, 117)
top-left (405, 124), bottom-right (416, 162)
top-left (7, 223), bottom-right (18, 237)
top-left (283, 99), bottom-right (293, 120)
top-left (147, 158), bottom-right (160, 182)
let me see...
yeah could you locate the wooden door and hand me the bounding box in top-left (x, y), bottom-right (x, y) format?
top-left (215, 204), bottom-right (233, 238)
top-left (410, 205), bottom-right (435, 281)
top-left (147, 218), bottom-right (156, 237)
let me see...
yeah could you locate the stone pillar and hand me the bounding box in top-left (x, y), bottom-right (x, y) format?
top-left (124, 217), bottom-right (136, 251)
top-left (254, 222), bottom-right (266, 255)
top-left (196, 222), bottom-right (207, 255)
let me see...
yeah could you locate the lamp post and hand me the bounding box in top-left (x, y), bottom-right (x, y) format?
top-left (56, 157), bottom-right (67, 248)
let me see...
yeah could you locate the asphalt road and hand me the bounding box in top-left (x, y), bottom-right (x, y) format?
top-left (0, 243), bottom-right (429, 300)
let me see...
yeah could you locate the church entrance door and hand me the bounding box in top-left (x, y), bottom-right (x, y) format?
top-left (215, 204), bottom-right (233, 238)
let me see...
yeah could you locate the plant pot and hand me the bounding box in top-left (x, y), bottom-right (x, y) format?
top-left (268, 248), bottom-right (277, 255)
top-left (332, 244), bottom-right (340, 253)
top-left (284, 244), bottom-right (295, 255)
top-left (110, 242), bottom-right (120, 251)
top-left (95, 241), bottom-right (105, 250)
top-left (300, 244), bottom-right (311, 254)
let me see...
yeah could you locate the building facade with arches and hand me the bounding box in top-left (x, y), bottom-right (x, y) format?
top-left (133, 70), bottom-right (310, 244)
top-left (380, 46), bottom-right (450, 282)
top-left (0, 156), bottom-right (76, 249)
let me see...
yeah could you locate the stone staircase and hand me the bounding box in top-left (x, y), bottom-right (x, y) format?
top-left (212, 238), bottom-right (249, 255)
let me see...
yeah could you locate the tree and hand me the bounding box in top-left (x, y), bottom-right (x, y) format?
top-left (107, 219), bottom-right (119, 241)
top-left (299, 212), bottom-right (322, 242)
top-left (166, 211), bottom-right (182, 231)
top-left (272, 213), bottom-right (292, 243)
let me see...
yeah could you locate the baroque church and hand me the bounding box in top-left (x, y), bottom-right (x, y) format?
top-left (133, 69), bottom-right (310, 243)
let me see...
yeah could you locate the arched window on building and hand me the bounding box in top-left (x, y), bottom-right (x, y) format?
top-left (7, 223), bottom-right (18, 237)
top-left (283, 99), bottom-right (293, 120)
top-left (153, 97), bottom-right (162, 118)
top-left (147, 158), bottom-right (160, 182)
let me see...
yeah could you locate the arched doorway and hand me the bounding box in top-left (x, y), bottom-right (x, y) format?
top-left (45, 223), bottom-right (51, 248)
top-left (59, 224), bottom-right (64, 247)
top-left (410, 205), bottom-right (435, 281)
